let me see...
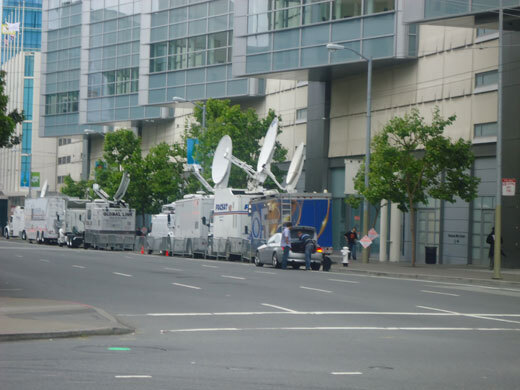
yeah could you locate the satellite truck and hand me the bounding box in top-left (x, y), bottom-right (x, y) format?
top-left (146, 202), bottom-right (176, 254)
top-left (249, 142), bottom-right (333, 256)
top-left (84, 172), bottom-right (136, 250)
top-left (24, 181), bottom-right (65, 244)
top-left (4, 206), bottom-right (25, 239)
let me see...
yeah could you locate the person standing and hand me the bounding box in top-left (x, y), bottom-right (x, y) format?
top-left (281, 222), bottom-right (292, 269)
top-left (487, 227), bottom-right (505, 270)
top-left (344, 227), bottom-right (358, 260)
top-left (298, 230), bottom-right (313, 270)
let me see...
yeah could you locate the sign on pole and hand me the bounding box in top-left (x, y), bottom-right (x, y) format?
top-left (368, 228), bottom-right (379, 240)
top-left (502, 178), bottom-right (516, 196)
top-left (359, 235), bottom-right (372, 249)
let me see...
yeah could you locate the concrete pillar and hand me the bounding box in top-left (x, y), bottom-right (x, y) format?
top-left (379, 200), bottom-right (389, 262)
top-left (389, 202), bottom-right (402, 262)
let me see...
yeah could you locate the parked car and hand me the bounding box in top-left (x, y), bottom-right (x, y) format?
top-left (254, 226), bottom-right (324, 270)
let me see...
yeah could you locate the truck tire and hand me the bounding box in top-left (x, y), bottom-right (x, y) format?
top-left (21, 231), bottom-right (26, 240)
top-left (254, 252), bottom-right (263, 267)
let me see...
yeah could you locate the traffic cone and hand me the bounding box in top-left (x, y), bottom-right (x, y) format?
top-left (140, 245), bottom-right (144, 255)
top-left (165, 250), bottom-right (169, 257)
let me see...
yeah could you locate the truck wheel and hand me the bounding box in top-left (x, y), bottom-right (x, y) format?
top-left (36, 232), bottom-right (41, 244)
top-left (21, 231), bottom-right (26, 240)
top-left (272, 253), bottom-right (281, 269)
top-left (310, 263), bottom-right (320, 271)
top-left (254, 252), bottom-right (263, 267)
top-left (186, 241), bottom-right (193, 258)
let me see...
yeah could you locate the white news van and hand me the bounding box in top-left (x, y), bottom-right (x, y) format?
top-left (24, 196), bottom-right (66, 243)
top-left (172, 194), bottom-right (213, 257)
top-left (147, 202), bottom-right (175, 254)
top-left (57, 199), bottom-right (88, 248)
top-left (4, 206), bottom-right (25, 239)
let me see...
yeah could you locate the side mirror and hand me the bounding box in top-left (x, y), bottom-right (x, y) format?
top-left (167, 214), bottom-right (171, 224)
top-left (244, 226), bottom-right (248, 234)
top-left (201, 216), bottom-right (207, 225)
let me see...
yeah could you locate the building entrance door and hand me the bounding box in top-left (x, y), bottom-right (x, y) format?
top-left (416, 209), bottom-right (439, 264)
top-left (471, 209), bottom-right (494, 266)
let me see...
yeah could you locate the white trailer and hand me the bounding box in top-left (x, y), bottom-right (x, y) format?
top-left (24, 196), bottom-right (66, 244)
top-left (147, 202), bottom-right (175, 254)
top-left (173, 194), bottom-right (213, 257)
top-left (4, 206), bottom-right (25, 239)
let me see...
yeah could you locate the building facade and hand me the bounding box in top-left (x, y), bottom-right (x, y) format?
top-left (37, 1), bottom-right (519, 267)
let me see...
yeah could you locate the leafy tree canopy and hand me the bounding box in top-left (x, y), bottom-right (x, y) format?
top-left (185, 98), bottom-right (287, 190)
top-left (0, 70), bottom-right (24, 148)
top-left (353, 108), bottom-right (480, 265)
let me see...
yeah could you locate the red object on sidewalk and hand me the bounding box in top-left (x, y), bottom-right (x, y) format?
top-left (165, 251), bottom-right (169, 257)
top-left (140, 246), bottom-right (144, 255)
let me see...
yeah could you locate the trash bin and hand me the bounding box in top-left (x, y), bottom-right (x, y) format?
top-left (425, 246), bottom-right (437, 264)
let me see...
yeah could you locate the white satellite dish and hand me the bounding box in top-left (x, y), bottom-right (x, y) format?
top-left (212, 135), bottom-right (232, 188)
top-left (285, 143), bottom-right (305, 193)
top-left (113, 172), bottom-right (130, 202)
top-left (40, 180), bottom-right (48, 198)
top-left (256, 117), bottom-right (278, 173)
top-left (92, 183), bottom-right (110, 201)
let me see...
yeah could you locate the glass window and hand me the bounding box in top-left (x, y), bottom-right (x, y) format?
top-left (170, 7), bottom-right (188, 23)
top-left (303, 2), bottom-right (330, 25)
top-left (188, 52), bottom-right (206, 67)
top-left (189, 3), bottom-right (207, 19)
top-left (364, 0), bottom-right (395, 14)
top-left (188, 35), bottom-right (206, 51)
top-left (169, 39), bottom-right (187, 55)
top-left (273, 49), bottom-right (299, 70)
top-left (207, 48), bottom-right (227, 65)
top-left (208, 31), bottom-right (227, 49)
top-left (302, 24), bottom-right (329, 46)
top-left (475, 70), bottom-right (498, 88)
top-left (168, 54), bottom-right (187, 70)
top-left (476, 28), bottom-right (497, 37)
top-left (274, 7), bottom-right (300, 29)
top-left (151, 42), bottom-right (168, 58)
top-left (275, 0), bottom-right (300, 9)
top-left (189, 19), bottom-right (207, 35)
top-left (247, 34), bottom-right (271, 54)
top-left (208, 15), bottom-right (228, 32)
top-left (474, 122), bottom-right (498, 138)
top-left (151, 11), bottom-right (169, 26)
top-left (301, 46), bottom-right (328, 67)
top-left (331, 18), bottom-right (361, 41)
top-left (363, 13), bottom-right (394, 37)
top-left (425, 0), bottom-right (468, 18)
top-left (333, 0), bottom-right (361, 19)
top-left (246, 53), bottom-right (271, 74)
top-left (362, 36), bottom-right (394, 58)
top-left (274, 29), bottom-right (299, 50)
top-left (209, 0), bottom-right (228, 15)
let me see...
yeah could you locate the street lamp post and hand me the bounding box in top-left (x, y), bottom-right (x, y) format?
top-left (327, 43), bottom-right (373, 264)
top-left (21, 152), bottom-right (32, 198)
top-left (171, 96), bottom-right (206, 131)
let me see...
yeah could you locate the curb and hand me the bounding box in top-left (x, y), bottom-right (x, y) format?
top-left (328, 264), bottom-right (520, 288)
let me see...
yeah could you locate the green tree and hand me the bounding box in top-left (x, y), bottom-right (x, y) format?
top-left (353, 108), bottom-right (479, 266)
top-left (60, 175), bottom-right (93, 198)
top-left (186, 99), bottom-right (287, 190)
top-left (0, 70), bottom-right (24, 148)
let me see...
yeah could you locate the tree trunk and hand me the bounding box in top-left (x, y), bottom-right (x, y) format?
top-left (410, 206), bottom-right (416, 267)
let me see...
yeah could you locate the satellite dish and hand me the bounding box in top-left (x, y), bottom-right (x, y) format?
top-left (113, 172), bottom-right (130, 202)
top-left (40, 180), bottom-right (48, 198)
top-left (257, 118), bottom-right (278, 173)
top-left (285, 143), bottom-right (305, 193)
top-left (212, 135), bottom-right (232, 188)
top-left (92, 183), bottom-right (110, 201)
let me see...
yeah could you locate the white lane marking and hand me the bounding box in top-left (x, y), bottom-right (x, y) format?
top-left (72, 265), bottom-right (85, 269)
top-left (121, 310), bottom-right (520, 318)
top-left (164, 267), bottom-right (182, 272)
top-left (418, 305), bottom-right (520, 325)
top-left (300, 286), bottom-right (332, 293)
top-left (202, 264), bottom-right (218, 268)
top-left (124, 256), bottom-right (134, 259)
top-left (221, 275), bottom-right (246, 280)
top-left (421, 290), bottom-right (460, 297)
top-left (261, 303), bottom-right (298, 313)
top-left (255, 271), bottom-right (276, 275)
top-left (0, 288), bottom-right (22, 291)
top-left (16, 255), bottom-right (23, 258)
top-left (328, 278), bottom-right (359, 284)
top-left (172, 282), bottom-right (201, 290)
top-left (115, 375), bottom-right (152, 379)
top-left (331, 372), bottom-right (363, 375)
top-left (113, 272), bottom-right (133, 278)
top-left (39, 259), bottom-right (50, 263)
top-left (162, 326), bottom-right (520, 333)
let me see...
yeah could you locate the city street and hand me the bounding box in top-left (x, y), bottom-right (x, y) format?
top-left (1, 239), bottom-right (519, 390)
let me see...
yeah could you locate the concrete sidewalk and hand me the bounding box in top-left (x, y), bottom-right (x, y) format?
top-left (0, 297), bottom-right (133, 342)
top-left (328, 254), bottom-right (520, 288)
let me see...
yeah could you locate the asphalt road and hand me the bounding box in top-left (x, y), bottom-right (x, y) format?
top-left (1, 240), bottom-right (519, 390)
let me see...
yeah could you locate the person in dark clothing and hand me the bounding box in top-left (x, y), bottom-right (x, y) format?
top-left (487, 227), bottom-right (505, 270)
top-left (344, 227), bottom-right (358, 260)
top-left (297, 230), bottom-right (313, 270)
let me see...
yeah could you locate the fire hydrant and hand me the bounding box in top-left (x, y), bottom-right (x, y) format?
top-left (341, 246), bottom-right (350, 267)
